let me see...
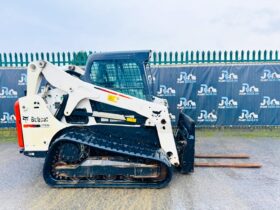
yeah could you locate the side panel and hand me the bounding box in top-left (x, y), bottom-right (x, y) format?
top-left (19, 96), bottom-right (67, 151)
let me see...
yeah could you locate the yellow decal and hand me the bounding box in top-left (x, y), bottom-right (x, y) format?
top-left (126, 117), bottom-right (137, 123)
top-left (107, 94), bottom-right (119, 102)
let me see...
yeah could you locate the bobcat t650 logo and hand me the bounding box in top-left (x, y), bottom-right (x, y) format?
top-left (197, 110), bottom-right (217, 122)
top-left (177, 72), bottom-right (196, 84)
top-left (0, 112), bottom-right (16, 124)
top-left (218, 97), bottom-right (238, 109)
top-left (260, 96), bottom-right (280, 108)
top-left (177, 98), bottom-right (196, 109)
top-left (238, 110), bottom-right (258, 122)
top-left (157, 85), bottom-right (176, 97)
top-left (239, 83), bottom-right (259, 95)
top-left (22, 116), bottom-right (49, 123)
top-left (18, 73), bottom-right (27, 85)
top-left (218, 70), bottom-right (238, 82)
top-left (197, 84), bottom-right (217, 96)
top-left (0, 87), bottom-right (18, 98)
top-left (260, 69), bottom-right (280, 82)
top-left (22, 116), bottom-right (49, 128)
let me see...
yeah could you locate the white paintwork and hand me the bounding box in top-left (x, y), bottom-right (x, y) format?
top-left (20, 61), bottom-right (180, 166)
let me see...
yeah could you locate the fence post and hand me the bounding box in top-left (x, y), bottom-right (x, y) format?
top-left (67, 52), bottom-right (71, 64)
top-left (19, 53), bottom-right (23, 67)
top-left (229, 51), bottom-right (233, 62)
top-left (207, 51), bottom-right (211, 63)
top-left (73, 52), bottom-right (77, 65)
top-left (40, 52), bottom-right (44, 61)
top-left (196, 51), bottom-right (200, 63)
top-left (218, 51), bottom-right (222, 62)
top-left (158, 52), bottom-right (162, 65)
top-left (252, 50), bottom-right (256, 61)
top-left (180, 52), bottom-right (184, 64)
top-left (213, 51), bottom-right (216, 62)
top-left (46, 53), bottom-right (50, 62)
top-left (169, 52), bottom-right (173, 64)
top-left (246, 50), bottom-right (250, 62)
top-left (3, 53), bottom-right (8, 67)
top-left (258, 50), bottom-right (262, 61)
top-left (25, 53), bottom-right (29, 66)
top-left (269, 50), bottom-right (273, 61)
top-left (83, 52), bottom-right (88, 65)
top-left (14, 53), bottom-right (18, 67)
top-left (153, 52), bottom-right (157, 65)
top-left (35, 52), bottom-right (39, 61)
top-left (190, 51), bottom-right (194, 63)
top-left (57, 52), bottom-right (61, 66)
top-left (263, 50), bottom-right (267, 61)
top-left (185, 51), bottom-right (189, 64)
top-left (62, 52), bottom-right (66, 65)
top-left (241, 50), bottom-right (244, 62)
top-left (0, 54), bottom-right (2, 66)
top-left (235, 51), bottom-right (239, 62)
top-left (275, 50), bottom-right (279, 61)
top-left (51, 52), bottom-right (55, 64)
top-left (224, 51), bottom-right (227, 63)
top-left (9, 53), bottom-right (13, 67)
top-left (174, 51), bottom-right (178, 64)
top-left (202, 51), bottom-right (205, 63)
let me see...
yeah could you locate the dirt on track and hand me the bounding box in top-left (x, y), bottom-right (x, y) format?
top-left (0, 137), bottom-right (279, 210)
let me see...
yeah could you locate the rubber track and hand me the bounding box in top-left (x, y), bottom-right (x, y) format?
top-left (43, 128), bottom-right (173, 188)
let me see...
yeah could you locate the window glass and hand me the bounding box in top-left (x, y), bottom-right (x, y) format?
top-left (90, 60), bottom-right (146, 99)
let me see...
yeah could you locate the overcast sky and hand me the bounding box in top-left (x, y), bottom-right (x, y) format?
top-left (1, 0), bottom-right (280, 53)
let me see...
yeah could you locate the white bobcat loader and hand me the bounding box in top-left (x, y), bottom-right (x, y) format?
top-left (15, 50), bottom-right (195, 188)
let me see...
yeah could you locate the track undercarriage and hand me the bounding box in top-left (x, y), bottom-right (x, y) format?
top-left (43, 128), bottom-right (173, 188)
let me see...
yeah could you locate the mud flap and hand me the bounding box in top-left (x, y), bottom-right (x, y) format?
top-left (176, 112), bottom-right (195, 173)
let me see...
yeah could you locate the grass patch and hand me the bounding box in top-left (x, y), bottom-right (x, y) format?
top-left (0, 128), bottom-right (17, 143)
top-left (0, 127), bottom-right (280, 144)
top-left (196, 127), bottom-right (280, 139)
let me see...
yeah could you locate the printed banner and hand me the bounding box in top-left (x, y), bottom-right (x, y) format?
top-left (149, 64), bottom-right (280, 126)
top-left (1, 64), bottom-right (280, 127)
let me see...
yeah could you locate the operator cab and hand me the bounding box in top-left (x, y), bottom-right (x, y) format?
top-left (84, 50), bottom-right (152, 101)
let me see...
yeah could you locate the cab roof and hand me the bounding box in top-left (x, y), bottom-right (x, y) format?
top-left (86, 50), bottom-right (151, 63)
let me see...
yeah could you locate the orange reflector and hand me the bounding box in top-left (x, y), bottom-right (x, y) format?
top-left (14, 100), bottom-right (24, 148)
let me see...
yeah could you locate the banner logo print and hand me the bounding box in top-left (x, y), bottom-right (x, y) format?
top-left (0, 87), bottom-right (18, 99)
top-left (177, 98), bottom-right (196, 110)
top-left (177, 72), bottom-right (196, 84)
top-left (0, 112), bottom-right (16, 124)
top-left (198, 84), bottom-right (217, 96)
top-left (260, 69), bottom-right (280, 82)
top-left (157, 85), bottom-right (176, 97)
top-left (238, 110), bottom-right (258, 122)
top-left (218, 97), bottom-right (238, 109)
top-left (260, 96), bottom-right (280, 108)
top-left (218, 70), bottom-right (238, 82)
top-left (239, 83), bottom-right (259, 95)
top-left (18, 73), bottom-right (27, 86)
top-left (197, 110), bottom-right (217, 122)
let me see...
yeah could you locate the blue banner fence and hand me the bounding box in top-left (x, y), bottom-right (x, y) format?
top-left (1, 50), bottom-right (280, 128)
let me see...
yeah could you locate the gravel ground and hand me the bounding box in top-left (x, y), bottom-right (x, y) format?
top-left (0, 137), bottom-right (279, 210)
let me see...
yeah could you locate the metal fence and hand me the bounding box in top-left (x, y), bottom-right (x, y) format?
top-left (1, 50), bottom-right (280, 128)
top-left (1, 50), bottom-right (280, 67)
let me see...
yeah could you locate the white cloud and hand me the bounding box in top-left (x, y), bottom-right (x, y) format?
top-left (1, 0), bottom-right (280, 52)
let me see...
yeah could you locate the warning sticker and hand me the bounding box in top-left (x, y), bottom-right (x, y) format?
top-left (107, 94), bottom-right (119, 102)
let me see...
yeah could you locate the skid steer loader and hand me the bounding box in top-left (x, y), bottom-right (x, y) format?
top-left (14, 50), bottom-right (195, 188)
